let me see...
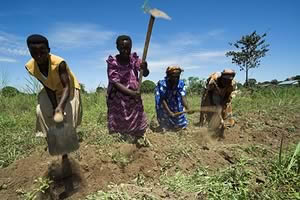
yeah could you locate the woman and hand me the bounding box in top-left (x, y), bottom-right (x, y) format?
top-left (155, 66), bottom-right (192, 131)
top-left (199, 69), bottom-right (236, 133)
top-left (106, 35), bottom-right (149, 138)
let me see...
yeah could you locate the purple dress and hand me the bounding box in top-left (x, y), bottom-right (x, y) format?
top-left (106, 53), bottom-right (147, 136)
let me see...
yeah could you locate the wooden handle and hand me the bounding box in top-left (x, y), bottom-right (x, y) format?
top-left (138, 15), bottom-right (155, 91)
top-left (54, 111), bottom-right (64, 123)
top-left (173, 109), bottom-right (200, 117)
top-left (173, 106), bottom-right (222, 117)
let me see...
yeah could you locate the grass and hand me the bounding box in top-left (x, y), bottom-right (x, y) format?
top-left (0, 94), bottom-right (44, 168)
top-left (0, 86), bottom-right (299, 199)
top-left (160, 144), bottom-right (300, 200)
top-left (1, 87), bottom-right (299, 166)
top-left (85, 190), bottom-right (131, 200)
top-left (233, 86), bottom-right (300, 116)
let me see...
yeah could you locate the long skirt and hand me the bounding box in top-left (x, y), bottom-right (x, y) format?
top-left (35, 88), bottom-right (82, 137)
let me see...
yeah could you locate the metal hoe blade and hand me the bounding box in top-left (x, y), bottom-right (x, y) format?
top-left (142, 0), bottom-right (171, 20)
top-left (47, 123), bottom-right (79, 156)
top-left (149, 8), bottom-right (171, 20)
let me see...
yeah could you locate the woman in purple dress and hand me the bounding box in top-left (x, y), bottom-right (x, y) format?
top-left (106, 35), bottom-right (149, 138)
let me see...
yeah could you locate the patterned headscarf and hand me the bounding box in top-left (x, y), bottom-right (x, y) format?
top-left (221, 69), bottom-right (236, 80)
top-left (166, 66), bottom-right (184, 76)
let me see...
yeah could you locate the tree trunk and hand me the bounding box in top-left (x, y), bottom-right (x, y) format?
top-left (245, 67), bottom-right (249, 87)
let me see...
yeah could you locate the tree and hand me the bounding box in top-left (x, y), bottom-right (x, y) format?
top-left (1, 86), bottom-right (19, 97)
top-left (247, 78), bottom-right (257, 87)
top-left (184, 77), bottom-right (205, 95)
top-left (226, 31), bottom-right (270, 86)
top-left (271, 79), bottom-right (279, 85)
top-left (141, 80), bottom-right (156, 93)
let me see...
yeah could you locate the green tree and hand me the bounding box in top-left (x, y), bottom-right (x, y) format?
top-left (247, 78), bottom-right (257, 87)
top-left (185, 77), bottom-right (205, 95)
top-left (1, 86), bottom-right (19, 97)
top-left (226, 31), bottom-right (270, 86)
top-left (141, 80), bottom-right (156, 93)
top-left (271, 79), bottom-right (279, 85)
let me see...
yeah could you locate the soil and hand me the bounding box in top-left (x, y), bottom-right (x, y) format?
top-left (0, 113), bottom-right (299, 200)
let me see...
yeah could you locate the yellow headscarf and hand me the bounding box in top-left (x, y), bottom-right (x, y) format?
top-left (166, 66), bottom-right (183, 76)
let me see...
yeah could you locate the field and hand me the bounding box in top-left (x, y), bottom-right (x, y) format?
top-left (0, 87), bottom-right (299, 200)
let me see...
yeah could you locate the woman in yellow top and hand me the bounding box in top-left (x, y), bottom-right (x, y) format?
top-left (25, 34), bottom-right (82, 198)
top-left (25, 34), bottom-right (82, 138)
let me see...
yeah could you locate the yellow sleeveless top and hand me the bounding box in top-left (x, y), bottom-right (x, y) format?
top-left (25, 54), bottom-right (81, 97)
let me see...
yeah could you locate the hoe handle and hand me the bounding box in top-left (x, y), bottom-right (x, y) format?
top-left (138, 15), bottom-right (155, 91)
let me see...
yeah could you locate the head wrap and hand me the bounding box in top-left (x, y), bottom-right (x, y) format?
top-left (221, 69), bottom-right (235, 80)
top-left (166, 66), bottom-right (183, 76)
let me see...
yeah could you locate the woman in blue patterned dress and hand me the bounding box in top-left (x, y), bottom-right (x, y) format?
top-left (155, 66), bottom-right (192, 131)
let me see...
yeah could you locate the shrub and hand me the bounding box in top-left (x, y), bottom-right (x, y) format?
top-left (141, 80), bottom-right (156, 93)
top-left (1, 86), bottom-right (19, 97)
top-left (245, 78), bottom-right (257, 87)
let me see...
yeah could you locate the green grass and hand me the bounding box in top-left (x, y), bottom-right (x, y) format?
top-left (233, 86), bottom-right (300, 115)
top-left (160, 144), bottom-right (300, 200)
top-left (0, 94), bottom-right (43, 168)
top-left (0, 86), bottom-right (299, 199)
top-left (1, 87), bottom-right (299, 167)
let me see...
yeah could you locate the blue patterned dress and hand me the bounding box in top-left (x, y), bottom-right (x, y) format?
top-left (155, 79), bottom-right (188, 129)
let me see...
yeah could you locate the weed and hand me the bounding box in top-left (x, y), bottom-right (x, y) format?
top-left (112, 151), bottom-right (131, 168)
top-left (16, 177), bottom-right (53, 200)
top-left (85, 189), bottom-right (131, 200)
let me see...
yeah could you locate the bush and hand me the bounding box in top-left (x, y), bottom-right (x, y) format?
top-left (141, 80), bottom-right (156, 93)
top-left (271, 79), bottom-right (279, 85)
top-left (245, 78), bottom-right (257, 87)
top-left (1, 86), bottom-right (19, 97)
top-left (96, 86), bottom-right (106, 93)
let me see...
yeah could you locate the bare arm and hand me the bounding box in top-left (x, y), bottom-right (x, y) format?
top-left (56, 61), bottom-right (70, 113)
top-left (113, 82), bottom-right (139, 97)
top-left (162, 99), bottom-right (175, 117)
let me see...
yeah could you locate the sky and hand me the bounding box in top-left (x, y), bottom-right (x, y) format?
top-left (0, 0), bottom-right (299, 91)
